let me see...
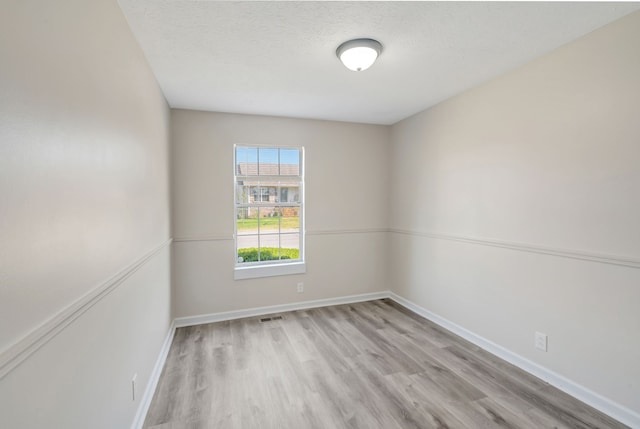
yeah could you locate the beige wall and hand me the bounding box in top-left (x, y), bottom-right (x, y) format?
top-left (2, 0), bottom-right (638, 426)
top-left (0, 0), bottom-right (171, 428)
top-left (389, 11), bottom-right (640, 415)
top-left (171, 110), bottom-right (390, 317)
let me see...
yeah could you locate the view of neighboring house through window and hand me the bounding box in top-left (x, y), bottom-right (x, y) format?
top-left (235, 146), bottom-right (304, 267)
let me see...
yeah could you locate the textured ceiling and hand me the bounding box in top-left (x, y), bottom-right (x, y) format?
top-left (118, 1), bottom-right (640, 125)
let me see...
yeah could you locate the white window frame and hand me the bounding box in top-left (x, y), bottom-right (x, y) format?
top-left (233, 145), bottom-right (305, 280)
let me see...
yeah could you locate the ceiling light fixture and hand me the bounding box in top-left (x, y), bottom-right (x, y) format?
top-left (336, 38), bottom-right (383, 72)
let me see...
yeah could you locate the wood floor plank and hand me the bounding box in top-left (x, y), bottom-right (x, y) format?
top-left (143, 300), bottom-right (628, 429)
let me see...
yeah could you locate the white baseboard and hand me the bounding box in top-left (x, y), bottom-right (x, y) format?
top-left (131, 320), bottom-right (176, 429)
top-left (174, 291), bottom-right (389, 328)
top-left (133, 291), bottom-right (639, 429)
top-left (387, 292), bottom-right (640, 429)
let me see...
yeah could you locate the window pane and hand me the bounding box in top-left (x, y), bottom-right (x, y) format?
top-left (257, 186), bottom-right (270, 202)
top-left (279, 148), bottom-right (300, 176)
top-left (258, 147), bottom-right (278, 175)
top-left (258, 232), bottom-right (280, 250)
top-left (237, 207), bottom-right (258, 235)
top-left (236, 180), bottom-right (252, 204)
top-left (277, 185), bottom-right (287, 203)
top-left (280, 208), bottom-right (299, 230)
top-left (237, 234), bottom-right (259, 263)
top-left (277, 181), bottom-right (300, 203)
top-left (236, 147), bottom-right (257, 176)
top-left (258, 207), bottom-right (279, 233)
top-left (280, 233), bottom-right (300, 260)
top-left (263, 185), bottom-right (277, 202)
top-left (248, 184), bottom-right (262, 203)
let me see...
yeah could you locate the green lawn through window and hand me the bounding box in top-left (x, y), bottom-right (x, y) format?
top-left (237, 216), bottom-right (299, 231)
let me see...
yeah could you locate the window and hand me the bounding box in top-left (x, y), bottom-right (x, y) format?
top-left (253, 187), bottom-right (271, 202)
top-left (234, 145), bottom-right (305, 279)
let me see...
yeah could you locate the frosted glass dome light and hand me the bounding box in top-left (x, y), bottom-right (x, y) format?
top-left (336, 38), bottom-right (383, 72)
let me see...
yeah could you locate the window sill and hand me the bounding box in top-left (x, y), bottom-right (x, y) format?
top-left (234, 261), bottom-right (306, 280)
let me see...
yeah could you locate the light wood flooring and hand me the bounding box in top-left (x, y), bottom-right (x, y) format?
top-left (143, 299), bottom-right (627, 429)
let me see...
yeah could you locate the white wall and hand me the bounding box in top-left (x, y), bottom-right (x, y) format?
top-left (389, 10), bottom-right (640, 418)
top-left (0, 0), bottom-right (171, 427)
top-left (171, 110), bottom-right (390, 317)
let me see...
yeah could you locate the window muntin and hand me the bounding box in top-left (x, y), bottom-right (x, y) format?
top-left (234, 146), bottom-right (304, 268)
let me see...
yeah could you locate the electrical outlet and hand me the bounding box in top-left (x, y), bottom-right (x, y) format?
top-left (297, 282), bottom-right (304, 293)
top-left (132, 373), bottom-right (137, 401)
top-left (535, 332), bottom-right (548, 352)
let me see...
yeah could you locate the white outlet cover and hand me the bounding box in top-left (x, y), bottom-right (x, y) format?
top-left (535, 332), bottom-right (548, 352)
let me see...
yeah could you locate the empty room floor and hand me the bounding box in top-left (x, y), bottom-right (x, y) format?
top-left (143, 299), bottom-right (625, 428)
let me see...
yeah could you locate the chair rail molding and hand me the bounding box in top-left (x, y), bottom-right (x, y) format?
top-left (0, 239), bottom-right (172, 379)
top-left (389, 228), bottom-right (640, 269)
